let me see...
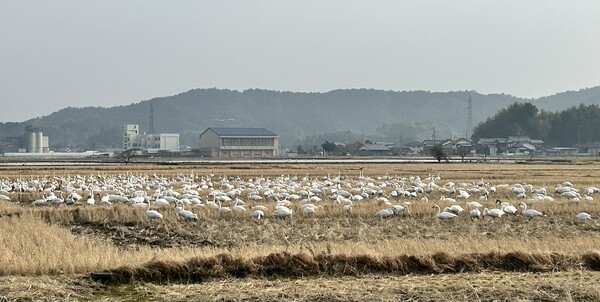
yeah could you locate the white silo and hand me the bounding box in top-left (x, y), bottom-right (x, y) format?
top-left (24, 131), bottom-right (37, 153)
top-left (35, 132), bottom-right (43, 153)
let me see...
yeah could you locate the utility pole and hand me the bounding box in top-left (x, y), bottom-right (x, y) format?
top-left (433, 128), bottom-right (436, 144)
top-left (517, 130), bottom-right (521, 155)
top-left (399, 135), bottom-right (403, 157)
top-left (467, 95), bottom-right (473, 139)
top-left (578, 124), bottom-right (581, 145)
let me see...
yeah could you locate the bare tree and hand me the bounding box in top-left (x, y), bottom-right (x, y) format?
top-left (118, 148), bottom-right (140, 165)
top-left (456, 145), bottom-right (472, 162)
top-left (429, 145), bottom-right (449, 163)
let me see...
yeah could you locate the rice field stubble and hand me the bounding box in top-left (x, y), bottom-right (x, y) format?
top-left (1, 162), bottom-right (600, 301)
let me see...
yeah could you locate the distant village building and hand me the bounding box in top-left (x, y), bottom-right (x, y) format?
top-left (477, 138), bottom-right (505, 156)
top-left (506, 136), bottom-right (544, 149)
top-left (198, 127), bottom-right (279, 158)
top-left (584, 142), bottom-right (600, 156)
top-left (422, 139), bottom-right (450, 154)
top-left (358, 143), bottom-right (391, 156)
top-left (546, 147), bottom-right (579, 156)
top-left (404, 141), bottom-right (424, 155)
top-left (123, 124), bottom-right (180, 152)
top-left (374, 142), bottom-right (396, 148)
top-left (476, 136), bottom-right (544, 155)
top-left (442, 138), bottom-right (473, 155)
top-left (509, 142), bottom-right (537, 154)
top-left (505, 136), bottom-right (544, 154)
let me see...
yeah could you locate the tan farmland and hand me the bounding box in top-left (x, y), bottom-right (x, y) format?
top-left (0, 161), bottom-right (599, 301)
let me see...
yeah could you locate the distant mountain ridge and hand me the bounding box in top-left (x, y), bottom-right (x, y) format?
top-left (1, 86), bottom-right (599, 148)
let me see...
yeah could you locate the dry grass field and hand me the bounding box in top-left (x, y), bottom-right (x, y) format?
top-left (1, 161), bottom-right (600, 301)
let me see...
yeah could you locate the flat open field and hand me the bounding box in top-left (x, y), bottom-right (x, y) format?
top-left (1, 161), bottom-right (600, 301)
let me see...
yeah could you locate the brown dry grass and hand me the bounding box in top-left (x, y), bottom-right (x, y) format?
top-left (1, 162), bottom-right (600, 301)
top-left (0, 198), bottom-right (600, 275)
top-left (1, 204), bottom-right (599, 277)
top-left (1, 161), bottom-right (600, 186)
top-left (138, 271), bottom-right (600, 302)
top-left (2, 271), bottom-right (600, 301)
top-left (102, 251), bottom-right (600, 285)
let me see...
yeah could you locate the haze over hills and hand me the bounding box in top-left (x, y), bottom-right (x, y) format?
top-left (1, 86), bottom-right (600, 149)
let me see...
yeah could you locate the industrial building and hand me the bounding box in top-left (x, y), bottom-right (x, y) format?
top-left (123, 124), bottom-right (180, 152)
top-left (0, 127), bottom-right (49, 154)
top-left (198, 127), bottom-right (279, 157)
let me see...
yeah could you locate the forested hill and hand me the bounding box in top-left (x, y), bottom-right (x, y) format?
top-left (1, 87), bottom-right (599, 149)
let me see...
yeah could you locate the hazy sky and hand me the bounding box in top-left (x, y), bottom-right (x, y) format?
top-left (1, 1), bottom-right (599, 122)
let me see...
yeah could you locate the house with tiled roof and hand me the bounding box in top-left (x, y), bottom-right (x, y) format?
top-left (358, 143), bottom-right (391, 156)
top-left (476, 136), bottom-right (544, 155)
top-left (442, 138), bottom-right (473, 155)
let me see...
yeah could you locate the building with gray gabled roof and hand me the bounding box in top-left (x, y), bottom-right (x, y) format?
top-left (358, 143), bottom-right (391, 156)
top-left (208, 127), bottom-right (278, 137)
top-left (198, 127), bottom-right (279, 157)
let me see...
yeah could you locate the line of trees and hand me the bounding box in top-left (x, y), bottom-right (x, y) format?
top-left (471, 103), bottom-right (600, 146)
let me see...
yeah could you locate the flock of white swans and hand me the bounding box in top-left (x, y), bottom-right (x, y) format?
top-left (0, 172), bottom-right (595, 222)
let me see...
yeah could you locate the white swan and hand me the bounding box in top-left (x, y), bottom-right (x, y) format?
top-left (303, 206), bottom-right (318, 215)
top-left (466, 201), bottom-right (483, 208)
top-left (175, 202), bottom-right (198, 220)
top-left (251, 209), bottom-right (264, 219)
top-left (32, 193), bottom-right (47, 206)
top-left (375, 208), bottom-right (394, 218)
top-left (389, 204), bottom-right (410, 215)
top-left (444, 204), bottom-right (464, 214)
top-left (273, 206), bottom-right (293, 218)
top-left (47, 192), bottom-right (65, 205)
top-left (519, 202), bottom-right (544, 219)
top-left (483, 208), bottom-right (505, 219)
top-left (496, 200), bottom-right (517, 215)
top-left (154, 197), bottom-right (170, 207)
top-left (217, 200), bottom-right (232, 214)
top-left (145, 200), bottom-right (163, 219)
top-left (232, 199), bottom-right (247, 212)
top-left (469, 207), bottom-right (482, 221)
top-left (576, 212), bottom-right (591, 221)
top-left (86, 190), bottom-right (95, 205)
top-left (433, 204), bottom-right (457, 220)
top-left (440, 195), bottom-right (456, 203)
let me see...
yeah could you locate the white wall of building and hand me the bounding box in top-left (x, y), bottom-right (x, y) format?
top-left (41, 136), bottom-right (49, 153)
top-left (123, 124), bottom-right (142, 149)
top-left (198, 128), bottom-right (279, 158)
top-left (124, 124), bottom-right (179, 151)
top-left (198, 129), bottom-right (221, 157)
top-left (160, 134), bottom-right (179, 151)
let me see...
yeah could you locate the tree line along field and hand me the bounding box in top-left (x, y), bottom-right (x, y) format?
top-left (0, 162), bottom-right (599, 301)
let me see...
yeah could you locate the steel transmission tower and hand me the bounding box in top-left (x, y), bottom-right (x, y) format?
top-left (149, 103), bottom-right (155, 134)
